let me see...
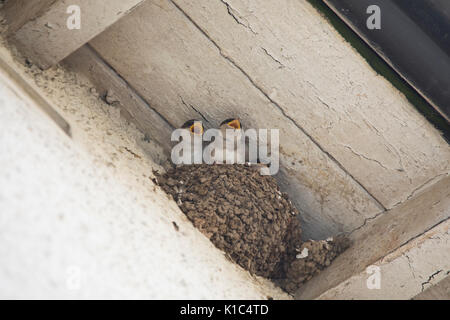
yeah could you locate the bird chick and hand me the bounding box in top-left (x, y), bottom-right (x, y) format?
top-left (219, 118), bottom-right (272, 175)
top-left (172, 119), bottom-right (204, 165)
top-left (219, 118), bottom-right (246, 164)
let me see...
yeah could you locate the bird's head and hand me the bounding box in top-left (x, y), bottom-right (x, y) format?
top-left (181, 119), bottom-right (204, 136)
top-left (220, 118), bottom-right (242, 131)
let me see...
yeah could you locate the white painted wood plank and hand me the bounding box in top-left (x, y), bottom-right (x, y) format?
top-left (1, 0), bottom-right (57, 35)
top-left (413, 276), bottom-right (450, 300)
top-left (312, 219), bottom-right (449, 299)
top-left (9, 0), bottom-right (146, 69)
top-left (168, 0), bottom-right (450, 209)
top-left (89, 0), bottom-right (384, 239)
top-left (296, 175), bottom-right (450, 299)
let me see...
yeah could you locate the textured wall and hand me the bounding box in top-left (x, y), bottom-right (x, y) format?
top-left (7, 0), bottom-right (147, 68)
top-left (314, 220), bottom-right (449, 299)
top-left (88, 0), bottom-right (450, 238)
top-left (0, 47), bottom-right (288, 299)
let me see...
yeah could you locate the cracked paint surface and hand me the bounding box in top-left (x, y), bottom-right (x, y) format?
top-left (316, 219), bottom-right (449, 299)
top-left (0, 45), bottom-right (289, 299)
top-left (88, 0), bottom-right (448, 237)
top-left (89, 0), bottom-right (386, 239)
top-left (167, 0), bottom-right (450, 209)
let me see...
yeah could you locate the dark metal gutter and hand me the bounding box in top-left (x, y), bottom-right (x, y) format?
top-left (322, 0), bottom-right (450, 122)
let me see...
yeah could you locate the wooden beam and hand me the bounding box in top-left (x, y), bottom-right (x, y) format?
top-left (0, 46), bottom-right (71, 136)
top-left (413, 276), bottom-right (450, 300)
top-left (63, 45), bottom-right (174, 155)
top-left (1, 0), bottom-right (58, 35)
top-left (8, 0), bottom-right (146, 69)
top-left (166, 0), bottom-right (450, 210)
top-left (88, 0), bottom-right (386, 239)
top-left (304, 219), bottom-right (449, 299)
top-left (295, 175), bottom-right (450, 299)
top-left (87, 0), bottom-right (450, 238)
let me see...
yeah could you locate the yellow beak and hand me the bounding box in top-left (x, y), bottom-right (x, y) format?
top-left (190, 123), bottom-right (204, 135)
top-left (227, 119), bottom-right (241, 130)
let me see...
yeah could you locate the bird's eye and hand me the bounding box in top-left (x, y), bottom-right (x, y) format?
top-left (190, 123), bottom-right (204, 135)
top-left (228, 119), bottom-right (241, 129)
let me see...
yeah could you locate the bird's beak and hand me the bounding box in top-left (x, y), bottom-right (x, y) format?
top-left (227, 119), bottom-right (241, 130)
top-left (190, 123), bottom-right (204, 135)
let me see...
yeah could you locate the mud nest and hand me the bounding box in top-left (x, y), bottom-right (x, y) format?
top-left (275, 236), bottom-right (351, 293)
top-left (155, 164), bottom-right (350, 294)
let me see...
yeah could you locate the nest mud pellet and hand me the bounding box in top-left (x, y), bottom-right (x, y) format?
top-left (274, 235), bottom-right (351, 293)
top-left (155, 164), bottom-right (350, 294)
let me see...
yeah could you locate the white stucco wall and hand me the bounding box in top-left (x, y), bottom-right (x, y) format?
top-left (0, 46), bottom-right (289, 299)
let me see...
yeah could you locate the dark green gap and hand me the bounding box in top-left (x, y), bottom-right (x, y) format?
top-left (306, 0), bottom-right (450, 143)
